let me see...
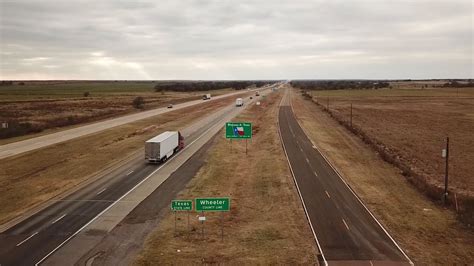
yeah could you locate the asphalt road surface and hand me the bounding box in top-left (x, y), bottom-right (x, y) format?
top-left (0, 86), bottom-right (271, 160)
top-left (278, 89), bottom-right (412, 265)
top-left (0, 88), bottom-right (269, 265)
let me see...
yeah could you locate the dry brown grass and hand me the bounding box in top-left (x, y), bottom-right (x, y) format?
top-left (308, 86), bottom-right (474, 214)
top-left (0, 88), bottom-right (234, 141)
top-left (0, 97), bottom-right (235, 225)
top-left (134, 91), bottom-right (318, 265)
top-left (292, 89), bottom-right (474, 264)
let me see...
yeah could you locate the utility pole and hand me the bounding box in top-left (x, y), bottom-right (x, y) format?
top-left (327, 97), bottom-right (329, 110)
top-left (443, 137), bottom-right (449, 204)
top-left (350, 102), bottom-right (353, 127)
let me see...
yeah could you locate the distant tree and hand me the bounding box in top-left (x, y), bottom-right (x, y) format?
top-left (133, 96), bottom-right (145, 109)
top-left (18, 82), bottom-right (25, 86)
top-left (83, 92), bottom-right (90, 97)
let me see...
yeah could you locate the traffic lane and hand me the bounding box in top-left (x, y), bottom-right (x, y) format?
top-left (0, 200), bottom-right (110, 266)
top-left (2, 91), bottom-right (241, 235)
top-left (279, 106), bottom-right (406, 262)
top-left (0, 87), bottom-right (260, 160)
top-left (76, 133), bottom-right (220, 265)
top-left (284, 107), bottom-right (404, 261)
top-left (279, 107), bottom-right (356, 259)
top-left (0, 161), bottom-right (157, 265)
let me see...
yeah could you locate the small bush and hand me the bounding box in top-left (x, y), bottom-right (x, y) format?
top-left (83, 92), bottom-right (90, 97)
top-left (133, 96), bottom-right (145, 109)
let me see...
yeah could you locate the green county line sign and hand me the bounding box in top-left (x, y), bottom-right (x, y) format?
top-left (171, 200), bottom-right (193, 211)
top-left (225, 122), bottom-right (252, 139)
top-left (195, 198), bottom-right (230, 212)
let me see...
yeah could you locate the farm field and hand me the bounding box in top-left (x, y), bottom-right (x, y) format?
top-left (306, 84), bottom-right (474, 202)
top-left (0, 81), bottom-right (234, 141)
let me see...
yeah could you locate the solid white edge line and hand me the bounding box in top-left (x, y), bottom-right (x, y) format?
top-left (342, 218), bottom-right (350, 231)
top-left (289, 87), bottom-right (414, 266)
top-left (16, 231), bottom-right (39, 247)
top-left (51, 214), bottom-right (67, 224)
top-left (35, 88), bottom-right (269, 266)
top-left (277, 89), bottom-right (328, 266)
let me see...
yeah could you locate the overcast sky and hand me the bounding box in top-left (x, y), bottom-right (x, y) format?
top-left (0, 0), bottom-right (472, 80)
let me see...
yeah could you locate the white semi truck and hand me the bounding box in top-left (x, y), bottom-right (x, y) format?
top-left (236, 98), bottom-right (243, 107)
top-left (145, 131), bottom-right (184, 163)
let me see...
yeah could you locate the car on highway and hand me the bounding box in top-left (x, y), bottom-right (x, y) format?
top-left (167, 104), bottom-right (173, 108)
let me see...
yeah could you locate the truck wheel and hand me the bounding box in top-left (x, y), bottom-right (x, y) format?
top-left (162, 156), bottom-right (167, 162)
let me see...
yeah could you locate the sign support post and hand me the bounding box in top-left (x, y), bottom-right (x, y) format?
top-left (171, 199), bottom-right (193, 236)
top-left (201, 211), bottom-right (205, 239)
top-left (220, 212), bottom-right (224, 241)
top-left (443, 137), bottom-right (449, 204)
top-left (174, 211), bottom-right (177, 236)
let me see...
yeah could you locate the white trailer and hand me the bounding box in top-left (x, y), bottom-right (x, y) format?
top-left (145, 131), bottom-right (184, 163)
top-left (236, 98), bottom-right (243, 107)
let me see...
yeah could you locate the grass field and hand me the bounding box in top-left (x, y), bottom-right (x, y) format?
top-left (0, 96), bottom-right (235, 225)
top-left (292, 90), bottom-right (474, 264)
top-left (0, 81), bottom-right (234, 140)
top-left (134, 91), bottom-right (318, 264)
top-left (307, 85), bottom-right (474, 202)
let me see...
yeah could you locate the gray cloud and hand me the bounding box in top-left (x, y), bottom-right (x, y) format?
top-left (0, 0), bottom-right (472, 79)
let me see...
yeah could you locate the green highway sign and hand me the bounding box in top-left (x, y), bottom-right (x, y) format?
top-left (195, 197), bottom-right (230, 212)
top-left (171, 200), bottom-right (193, 211)
top-left (225, 122), bottom-right (252, 139)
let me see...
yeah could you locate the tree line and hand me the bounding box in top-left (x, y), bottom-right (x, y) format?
top-left (290, 80), bottom-right (390, 90)
top-left (153, 80), bottom-right (275, 92)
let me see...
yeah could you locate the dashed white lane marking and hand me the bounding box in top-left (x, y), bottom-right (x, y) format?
top-left (305, 158), bottom-right (310, 163)
top-left (51, 214), bottom-right (67, 224)
top-left (325, 191), bottom-right (331, 198)
top-left (313, 171), bottom-right (318, 177)
top-left (96, 188), bottom-right (106, 195)
top-left (369, 261), bottom-right (374, 266)
top-left (342, 219), bottom-right (350, 231)
top-left (300, 147), bottom-right (303, 152)
top-left (16, 231), bottom-right (39, 246)
top-left (126, 170), bottom-right (134, 176)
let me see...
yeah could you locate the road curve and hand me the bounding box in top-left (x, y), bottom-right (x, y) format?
top-left (278, 88), bottom-right (412, 265)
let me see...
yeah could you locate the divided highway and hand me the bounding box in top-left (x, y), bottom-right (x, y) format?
top-left (0, 88), bottom-right (271, 265)
top-left (278, 88), bottom-right (412, 265)
top-left (0, 87), bottom-right (265, 159)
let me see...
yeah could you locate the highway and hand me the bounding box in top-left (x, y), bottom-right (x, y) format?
top-left (0, 87), bottom-right (272, 265)
top-left (0, 87), bottom-right (267, 160)
top-left (278, 88), bottom-right (412, 265)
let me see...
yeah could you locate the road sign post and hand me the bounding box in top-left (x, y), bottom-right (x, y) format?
top-left (226, 122), bottom-right (252, 154)
top-left (171, 200), bottom-right (193, 211)
top-left (225, 122), bottom-right (252, 139)
top-left (195, 197), bottom-right (230, 241)
top-left (171, 200), bottom-right (193, 236)
top-left (195, 197), bottom-right (230, 212)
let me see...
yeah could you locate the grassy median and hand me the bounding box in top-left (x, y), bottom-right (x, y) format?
top-left (134, 91), bottom-right (318, 264)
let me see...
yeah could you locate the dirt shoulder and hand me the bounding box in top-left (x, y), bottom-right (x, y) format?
top-left (134, 91), bottom-right (318, 264)
top-left (292, 88), bottom-right (474, 264)
top-left (0, 96), bottom-right (235, 226)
